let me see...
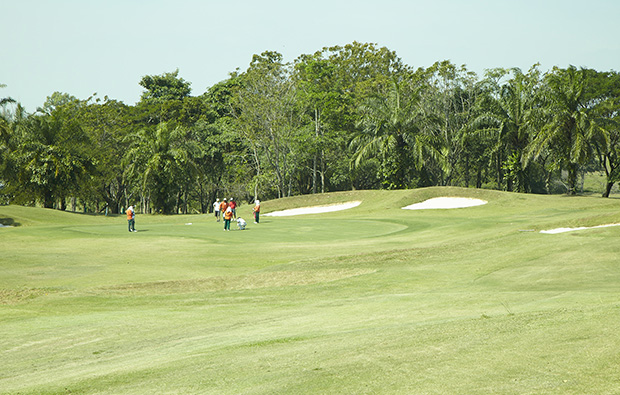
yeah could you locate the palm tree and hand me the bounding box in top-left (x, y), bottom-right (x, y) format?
top-left (470, 67), bottom-right (541, 192)
top-left (596, 105), bottom-right (620, 197)
top-left (124, 122), bottom-right (199, 214)
top-left (526, 66), bottom-right (604, 194)
top-left (13, 107), bottom-right (92, 208)
top-left (0, 84), bottom-right (16, 170)
top-left (351, 76), bottom-right (427, 189)
top-left (587, 70), bottom-right (620, 197)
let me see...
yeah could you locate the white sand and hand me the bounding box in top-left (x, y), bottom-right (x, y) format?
top-left (264, 201), bottom-right (362, 217)
top-left (540, 223), bottom-right (620, 234)
top-left (402, 197), bottom-right (488, 210)
top-left (265, 197), bottom-right (487, 216)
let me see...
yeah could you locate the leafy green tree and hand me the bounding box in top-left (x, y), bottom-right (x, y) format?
top-left (322, 42), bottom-right (409, 113)
top-left (0, 84), bottom-right (15, 164)
top-left (231, 51), bottom-right (301, 199)
top-left (417, 61), bottom-right (479, 186)
top-left (299, 42), bottom-right (412, 190)
top-left (139, 69), bottom-right (191, 103)
top-left (294, 54), bottom-right (341, 193)
top-left (189, 120), bottom-right (226, 212)
top-left (0, 86), bottom-right (17, 199)
top-left (37, 91), bottom-right (78, 114)
top-left (137, 69), bottom-right (192, 125)
top-left (77, 96), bottom-right (135, 213)
top-left (201, 76), bottom-right (245, 202)
top-left (204, 75), bottom-right (244, 119)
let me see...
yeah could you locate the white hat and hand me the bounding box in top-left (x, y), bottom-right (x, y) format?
top-left (255, 200), bottom-right (260, 204)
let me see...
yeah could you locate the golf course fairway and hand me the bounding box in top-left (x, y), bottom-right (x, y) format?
top-left (2, 187), bottom-right (620, 394)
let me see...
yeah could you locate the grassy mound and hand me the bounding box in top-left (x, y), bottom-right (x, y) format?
top-left (2, 187), bottom-right (620, 394)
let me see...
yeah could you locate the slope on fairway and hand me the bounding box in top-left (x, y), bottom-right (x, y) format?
top-left (2, 187), bottom-right (620, 394)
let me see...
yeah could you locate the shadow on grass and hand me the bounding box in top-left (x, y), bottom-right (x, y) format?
top-left (0, 217), bottom-right (20, 227)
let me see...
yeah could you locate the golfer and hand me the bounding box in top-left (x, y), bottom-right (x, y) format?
top-left (220, 198), bottom-right (228, 215)
top-left (126, 205), bottom-right (136, 232)
top-left (213, 198), bottom-right (220, 222)
top-left (253, 200), bottom-right (260, 224)
top-left (236, 217), bottom-right (246, 230)
top-left (229, 198), bottom-right (237, 219)
top-left (223, 206), bottom-right (233, 231)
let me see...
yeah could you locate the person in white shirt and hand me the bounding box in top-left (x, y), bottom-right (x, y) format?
top-left (213, 198), bottom-right (221, 222)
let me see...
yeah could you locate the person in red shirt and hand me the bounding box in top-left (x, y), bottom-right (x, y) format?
top-left (229, 198), bottom-right (237, 219)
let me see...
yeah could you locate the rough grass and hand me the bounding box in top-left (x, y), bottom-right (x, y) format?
top-left (2, 187), bottom-right (620, 394)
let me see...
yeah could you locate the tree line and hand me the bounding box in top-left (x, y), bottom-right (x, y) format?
top-left (1, 42), bottom-right (620, 214)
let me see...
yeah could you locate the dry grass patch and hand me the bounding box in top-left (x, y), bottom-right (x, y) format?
top-left (0, 288), bottom-right (53, 305)
top-left (102, 268), bottom-right (376, 295)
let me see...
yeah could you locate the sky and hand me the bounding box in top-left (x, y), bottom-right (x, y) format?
top-left (2, 0), bottom-right (619, 112)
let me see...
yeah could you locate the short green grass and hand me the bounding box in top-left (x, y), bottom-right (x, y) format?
top-left (2, 187), bottom-right (620, 394)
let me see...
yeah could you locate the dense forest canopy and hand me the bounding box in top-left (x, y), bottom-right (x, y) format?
top-left (1, 42), bottom-right (619, 214)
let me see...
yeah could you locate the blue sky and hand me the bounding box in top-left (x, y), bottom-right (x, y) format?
top-left (2, 0), bottom-right (619, 112)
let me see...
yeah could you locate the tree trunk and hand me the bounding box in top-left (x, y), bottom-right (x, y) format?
top-left (312, 108), bottom-right (318, 194)
top-left (567, 164), bottom-right (578, 195)
top-left (464, 154), bottom-right (470, 188)
top-left (496, 152), bottom-right (503, 190)
top-left (603, 182), bottom-right (614, 198)
top-left (43, 190), bottom-right (54, 208)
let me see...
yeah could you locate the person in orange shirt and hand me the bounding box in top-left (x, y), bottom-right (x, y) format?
top-left (219, 198), bottom-right (228, 215)
top-left (126, 205), bottom-right (136, 232)
top-left (223, 206), bottom-right (233, 231)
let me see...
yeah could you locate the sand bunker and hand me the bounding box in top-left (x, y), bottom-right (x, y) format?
top-left (264, 201), bottom-right (362, 217)
top-left (402, 197), bottom-right (488, 210)
top-left (540, 223), bottom-right (620, 234)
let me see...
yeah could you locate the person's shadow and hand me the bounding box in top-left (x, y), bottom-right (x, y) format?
top-left (0, 217), bottom-right (20, 227)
